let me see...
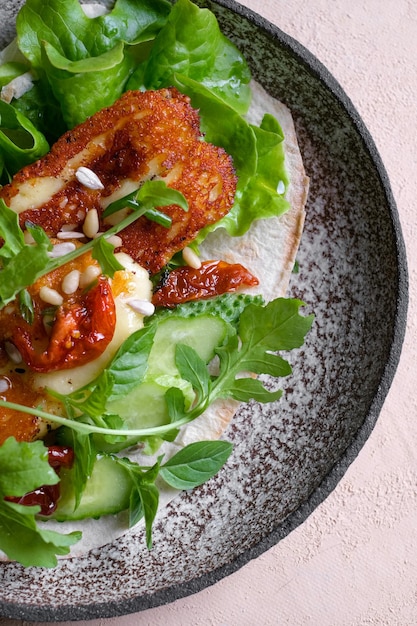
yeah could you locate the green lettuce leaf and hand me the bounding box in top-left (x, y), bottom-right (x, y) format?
top-left (15, 0), bottom-right (171, 129)
top-left (16, 0), bottom-right (171, 67)
top-left (0, 99), bottom-right (49, 176)
top-left (0, 61), bottom-right (28, 88)
top-left (170, 74), bottom-right (289, 238)
top-left (128, 0), bottom-right (251, 115)
top-left (40, 40), bottom-right (135, 127)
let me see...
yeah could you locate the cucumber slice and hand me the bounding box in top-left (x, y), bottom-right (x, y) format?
top-left (147, 314), bottom-right (227, 379)
top-left (105, 315), bottom-right (228, 430)
top-left (53, 455), bottom-right (133, 521)
top-left (108, 380), bottom-right (171, 426)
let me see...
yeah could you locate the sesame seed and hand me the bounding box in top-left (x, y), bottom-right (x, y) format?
top-left (83, 208), bottom-right (100, 239)
top-left (62, 269), bottom-right (81, 294)
top-left (127, 299), bottom-right (155, 317)
top-left (0, 377), bottom-right (9, 393)
top-left (76, 166), bottom-right (104, 190)
top-left (39, 286), bottom-right (64, 306)
top-left (182, 246), bottom-right (202, 269)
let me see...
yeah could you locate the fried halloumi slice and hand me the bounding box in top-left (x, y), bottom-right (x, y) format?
top-left (0, 88), bottom-right (237, 274)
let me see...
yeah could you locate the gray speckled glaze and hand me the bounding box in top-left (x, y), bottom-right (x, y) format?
top-left (0, 0), bottom-right (408, 621)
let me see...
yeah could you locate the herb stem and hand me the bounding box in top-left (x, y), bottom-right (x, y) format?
top-left (0, 400), bottom-right (191, 438)
top-left (47, 206), bottom-right (147, 272)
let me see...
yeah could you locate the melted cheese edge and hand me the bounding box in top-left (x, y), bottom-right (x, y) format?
top-left (34, 252), bottom-right (152, 397)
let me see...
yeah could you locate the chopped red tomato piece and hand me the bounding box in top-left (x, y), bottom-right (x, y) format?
top-left (152, 259), bottom-right (259, 308)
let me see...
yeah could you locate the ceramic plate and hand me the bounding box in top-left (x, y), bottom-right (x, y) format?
top-left (0, 0), bottom-right (408, 621)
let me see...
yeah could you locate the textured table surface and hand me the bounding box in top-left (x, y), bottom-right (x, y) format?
top-left (1, 0), bottom-right (415, 624)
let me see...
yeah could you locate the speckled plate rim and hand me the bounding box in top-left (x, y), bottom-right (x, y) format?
top-left (0, 0), bottom-right (408, 622)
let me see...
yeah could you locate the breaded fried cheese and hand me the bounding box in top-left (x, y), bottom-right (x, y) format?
top-left (0, 88), bottom-right (237, 274)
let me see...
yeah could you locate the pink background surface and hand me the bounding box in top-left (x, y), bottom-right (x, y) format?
top-left (1, 0), bottom-right (416, 623)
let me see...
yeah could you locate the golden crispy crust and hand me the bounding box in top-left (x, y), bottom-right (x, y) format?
top-left (0, 88), bottom-right (237, 274)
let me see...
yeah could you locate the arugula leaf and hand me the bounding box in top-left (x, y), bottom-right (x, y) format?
top-left (0, 200), bottom-right (52, 307)
top-left (0, 438), bottom-right (81, 567)
top-left (167, 298), bottom-right (313, 420)
top-left (0, 437), bottom-right (58, 496)
top-left (92, 236), bottom-right (124, 278)
top-left (0, 501), bottom-right (81, 568)
top-left (211, 298), bottom-right (314, 402)
top-left (174, 344), bottom-right (210, 406)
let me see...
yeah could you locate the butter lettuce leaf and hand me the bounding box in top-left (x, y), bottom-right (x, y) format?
top-left (40, 40), bottom-right (135, 127)
top-left (16, 0), bottom-right (171, 67)
top-left (15, 0), bottom-right (171, 130)
top-left (128, 0), bottom-right (251, 115)
top-left (170, 74), bottom-right (289, 239)
top-left (0, 99), bottom-right (49, 177)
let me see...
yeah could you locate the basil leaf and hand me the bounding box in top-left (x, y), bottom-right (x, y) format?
top-left (160, 440), bottom-right (233, 490)
top-left (164, 386), bottom-right (187, 423)
top-left (114, 456), bottom-right (161, 547)
top-left (105, 325), bottom-right (156, 402)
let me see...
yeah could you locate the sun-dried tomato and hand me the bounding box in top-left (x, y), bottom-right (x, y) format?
top-left (152, 259), bottom-right (259, 308)
top-left (12, 277), bottom-right (116, 373)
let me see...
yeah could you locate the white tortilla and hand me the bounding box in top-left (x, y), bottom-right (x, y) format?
top-left (21, 80), bottom-right (309, 559)
top-left (0, 3), bottom-right (309, 560)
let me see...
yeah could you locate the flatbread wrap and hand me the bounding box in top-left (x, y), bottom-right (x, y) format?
top-left (0, 0), bottom-right (312, 567)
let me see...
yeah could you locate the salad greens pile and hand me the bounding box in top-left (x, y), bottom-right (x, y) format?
top-left (0, 0), bottom-right (313, 568)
